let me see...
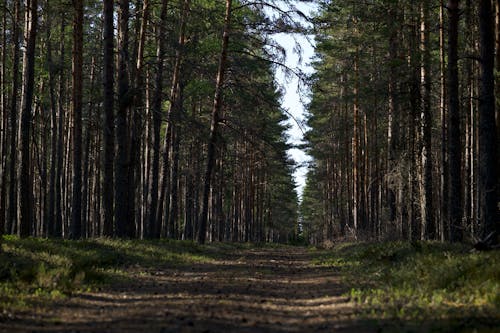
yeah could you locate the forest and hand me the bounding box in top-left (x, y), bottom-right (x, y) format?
top-left (0, 0), bottom-right (498, 332)
top-left (302, 0), bottom-right (499, 247)
top-left (0, 0), bottom-right (301, 243)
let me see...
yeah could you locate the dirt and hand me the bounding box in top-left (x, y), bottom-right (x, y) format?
top-left (0, 247), bottom-right (378, 332)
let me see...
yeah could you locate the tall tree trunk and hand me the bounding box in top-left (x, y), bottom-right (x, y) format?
top-left (199, 0), bottom-right (232, 244)
top-left (478, 0), bottom-right (499, 244)
top-left (156, 0), bottom-right (190, 235)
top-left (103, 0), bottom-right (115, 237)
top-left (47, 0), bottom-right (58, 237)
top-left (71, 0), bottom-right (83, 239)
top-left (7, 0), bottom-right (21, 235)
top-left (115, 0), bottom-right (135, 237)
top-left (19, 0), bottom-right (38, 237)
top-left (352, 52), bottom-right (360, 237)
top-left (129, 0), bottom-right (149, 239)
top-left (149, 0), bottom-right (169, 238)
top-left (420, 0), bottom-right (434, 239)
top-left (82, 56), bottom-right (97, 237)
top-left (409, 15), bottom-right (421, 241)
top-left (447, 0), bottom-right (463, 242)
top-left (169, 124), bottom-right (181, 238)
top-left (495, 0), bottom-right (500, 236)
top-left (439, 1), bottom-right (449, 240)
top-left (55, 18), bottom-right (65, 238)
top-left (0, 0), bottom-right (6, 232)
top-left (387, 3), bottom-right (399, 229)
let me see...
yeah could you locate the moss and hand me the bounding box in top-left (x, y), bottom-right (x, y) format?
top-left (314, 241), bottom-right (500, 323)
top-left (0, 236), bottom-right (240, 310)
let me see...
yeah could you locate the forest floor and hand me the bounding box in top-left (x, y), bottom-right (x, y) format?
top-left (0, 238), bottom-right (499, 332)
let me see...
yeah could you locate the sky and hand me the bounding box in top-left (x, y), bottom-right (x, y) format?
top-left (268, 2), bottom-right (317, 198)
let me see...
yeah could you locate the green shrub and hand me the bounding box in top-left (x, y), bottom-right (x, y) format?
top-left (315, 241), bottom-right (500, 321)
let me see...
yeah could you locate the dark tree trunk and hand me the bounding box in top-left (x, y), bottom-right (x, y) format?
top-left (447, 0), bottom-right (463, 242)
top-left (103, 0), bottom-right (115, 237)
top-left (387, 3), bottom-right (399, 228)
top-left (115, 0), bottom-right (135, 237)
top-left (0, 0), bottom-right (7, 234)
top-left (169, 125), bottom-right (180, 238)
top-left (70, 0), bottom-right (83, 239)
top-left (47, 0), bottom-right (57, 237)
top-left (440, 1), bottom-right (449, 240)
top-left (129, 0), bottom-right (149, 239)
top-left (478, 0), bottom-right (499, 243)
top-left (19, 0), bottom-right (38, 237)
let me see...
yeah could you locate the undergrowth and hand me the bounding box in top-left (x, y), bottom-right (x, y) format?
top-left (0, 236), bottom-right (244, 311)
top-left (313, 241), bottom-right (500, 326)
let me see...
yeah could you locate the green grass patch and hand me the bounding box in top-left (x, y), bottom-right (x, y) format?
top-left (0, 236), bottom-right (243, 311)
top-left (314, 241), bottom-right (500, 326)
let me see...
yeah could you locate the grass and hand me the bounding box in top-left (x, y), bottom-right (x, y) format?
top-left (0, 235), bottom-right (249, 311)
top-left (313, 241), bottom-right (500, 329)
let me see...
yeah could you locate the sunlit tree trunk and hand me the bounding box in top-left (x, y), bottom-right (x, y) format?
top-left (55, 18), bottom-right (66, 238)
top-left (149, 0), bottom-right (168, 238)
top-left (7, 0), bottom-right (21, 235)
top-left (419, 0), bottom-right (434, 239)
top-left (447, 0), bottom-right (463, 242)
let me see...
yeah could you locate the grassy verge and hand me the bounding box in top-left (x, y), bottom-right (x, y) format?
top-left (313, 241), bottom-right (500, 328)
top-left (0, 236), bottom-right (250, 311)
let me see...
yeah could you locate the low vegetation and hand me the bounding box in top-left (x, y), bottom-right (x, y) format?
top-left (314, 241), bottom-right (500, 327)
top-left (0, 236), bottom-right (253, 311)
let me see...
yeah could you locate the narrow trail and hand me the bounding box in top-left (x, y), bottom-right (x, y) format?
top-left (2, 247), bottom-right (373, 332)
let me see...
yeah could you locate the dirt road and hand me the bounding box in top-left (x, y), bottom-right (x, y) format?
top-left (0, 247), bottom-right (377, 332)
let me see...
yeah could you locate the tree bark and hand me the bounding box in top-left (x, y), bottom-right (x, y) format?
top-left (420, 0), bottom-right (434, 239)
top-left (47, 0), bottom-right (58, 237)
top-left (478, 0), bottom-right (499, 243)
top-left (55, 18), bottom-right (65, 238)
top-left (156, 0), bottom-right (190, 236)
top-left (199, 0), bottom-right (232, 244)
top-left (447, 0), bottom-right (463, 242)
top-left (19, 0), bottom-right (38, 237)
top-left (149, 0), bottom-right (169, 238)
top-left (115, 0), bottom-right (135, 237)
top-left (7, 0), bottom-right (21, 235)
top-left (70, 0), bottom-right (84, 239)
top-left (102, 0), bottom-right (115, 237)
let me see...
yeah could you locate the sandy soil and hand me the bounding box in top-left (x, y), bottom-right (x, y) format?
top-left (0, 247), bottom-right (378, 333)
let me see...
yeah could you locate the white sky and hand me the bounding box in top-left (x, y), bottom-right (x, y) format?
top-left (269, 2), bottom-right (317, 198)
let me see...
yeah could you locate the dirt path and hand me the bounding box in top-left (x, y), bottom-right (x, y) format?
top-left (1, 247), bottom-right (374, 332)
